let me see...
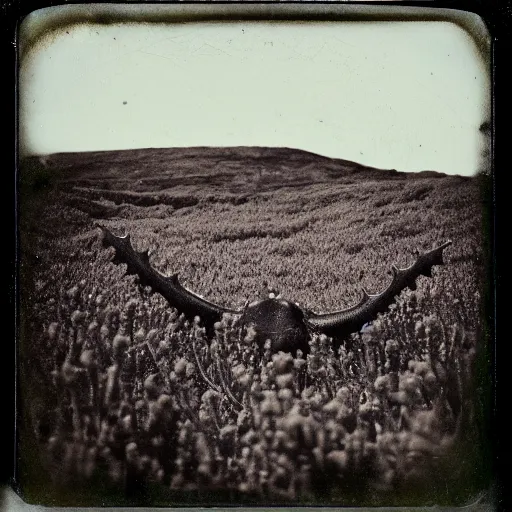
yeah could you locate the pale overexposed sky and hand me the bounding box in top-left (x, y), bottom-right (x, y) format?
top-left (19, 12), bottom-right (490, 175)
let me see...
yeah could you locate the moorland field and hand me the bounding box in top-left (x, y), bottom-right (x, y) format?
top-left (17, 147), bottom-right (492, 506)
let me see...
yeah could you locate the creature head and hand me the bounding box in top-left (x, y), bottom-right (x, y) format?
top-left (241, 298), bottom-right (310, 355)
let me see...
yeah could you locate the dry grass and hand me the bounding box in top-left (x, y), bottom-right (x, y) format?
top-left (17, 147), bottom-right (491, 507)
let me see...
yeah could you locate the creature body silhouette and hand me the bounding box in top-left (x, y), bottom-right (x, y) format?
top-left (99, 227), bottom-right (451, 356)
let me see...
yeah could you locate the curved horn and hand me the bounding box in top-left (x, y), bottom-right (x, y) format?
top-left (305, 241), bottom-right (452, 338)
top-left (99, 226), bottom-right (240, 328)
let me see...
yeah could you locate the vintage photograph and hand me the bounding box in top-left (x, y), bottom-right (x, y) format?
top-left (16, 4), bottom-right (493, 507)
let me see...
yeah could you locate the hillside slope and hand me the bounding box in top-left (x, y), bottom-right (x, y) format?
top-left (17, 146), bottom-right (490, 506)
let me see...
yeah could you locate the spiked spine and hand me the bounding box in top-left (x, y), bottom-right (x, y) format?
top-left (99, 226), bottom-right (239, 329)
top-left (305, 241), bottom-right (452, 338)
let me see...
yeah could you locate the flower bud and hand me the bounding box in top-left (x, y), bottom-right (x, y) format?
top-left (48, 322), bottom-right (59, 340)
top-left (185, 362), bottom-right (196, 378)
top-left (272, 352), bottom-right (294, 375)
top-left (174, 358), bottom-right (188, 376)
top-left (113, 334), bottom-right (130, 351)
top-left (71, 310), bottom-right (86, 327)
top-left (80, 349), bottom-right (96, 368)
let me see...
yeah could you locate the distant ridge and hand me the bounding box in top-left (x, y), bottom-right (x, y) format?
top-left (22, 145), bottom-right (452, 182)
top-left (44, 145), bottom-right (371, 169)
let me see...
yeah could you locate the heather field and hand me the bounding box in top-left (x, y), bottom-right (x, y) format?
top-left (17, 147), bottom-right (492, 507)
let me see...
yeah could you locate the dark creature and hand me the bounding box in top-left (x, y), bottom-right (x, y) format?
top-left (99, 226), bottom-right (451, 356)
